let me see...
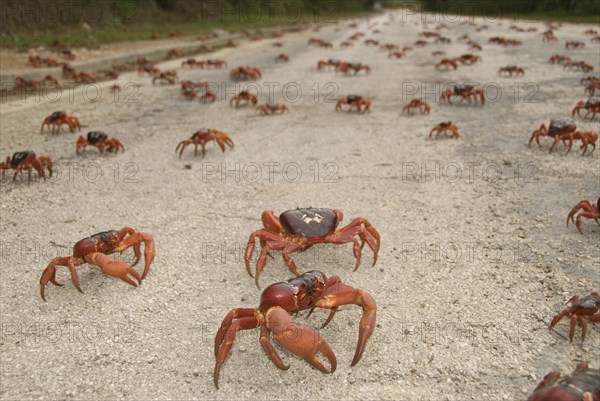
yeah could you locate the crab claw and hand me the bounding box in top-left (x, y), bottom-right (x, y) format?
top-left (85, 253), bottom-right (141, 287)
top-left (39, 257), bottom-right (72, 302)
top-left (266, 307), bottom-right (337, 374)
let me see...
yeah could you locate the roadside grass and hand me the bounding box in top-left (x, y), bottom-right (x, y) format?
top-left (0, 11), bottom-right (374, 49)
top-left (412, 9), bottom-right (600, 24)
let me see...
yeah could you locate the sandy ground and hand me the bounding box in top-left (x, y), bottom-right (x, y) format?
top-left (1, 11), bottom-right (599, 401)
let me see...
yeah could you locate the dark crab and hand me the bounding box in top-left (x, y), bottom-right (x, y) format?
top-left (214, 270), bottom-right (376, 388)
top-left (549, 291), bottom-right (600, 342)
top-left (244, 208), bottom-right (380, 287)
top-left (39, 227), bottom-right (156, 301)
top-left (529, 119), bottom-right (578, 148)
top-left (527, 363), bottom-right (600, 401)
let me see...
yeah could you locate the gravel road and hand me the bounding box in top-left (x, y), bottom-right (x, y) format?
top-left (1, 11), bottom-right (599, 401)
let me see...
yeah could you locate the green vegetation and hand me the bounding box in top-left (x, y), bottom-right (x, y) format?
top-left (413, 0), bottom-right (600, 23)
top-left (0, 0), bottom-right (376, 48)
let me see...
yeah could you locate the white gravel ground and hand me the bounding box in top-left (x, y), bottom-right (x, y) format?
top-left (1, 11), bottom-right (599, 401)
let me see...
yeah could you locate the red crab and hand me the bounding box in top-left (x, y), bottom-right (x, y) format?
top-left (402, 99), bottom-right (431, 114)
top-left (153, 71), bottom-right (178, 85)
top-left (549, 54), bottom-right (572, 64)
top-left (528, 119), bottom-right (577, 150)
top-left (138, 63), bottom-right (160, 76)
top-left (57, 49), bottom-right (75, 60)
top-left (430, 122), bottom-right (459, 139)
top-left (565, 61), bottom-right (594, 72)
top-left (379, 43), bottom-right (399, 52)
top-left (40, 111), bottom-right (81, 135)
top-left (440, 85), bottom-right (485, 105)
top-left (468, 42), bottom-right (482, 51)
top-left (199, 91), bottom-right (218, 103)
top-left (572, 97), bottom-right (600, 120)
top-left (229, 91), bottom-right (258, 107)
top-left (76, 132), bottom-right (124, 155)
top-left (336, 62), bottom-right (371, 75)
top-left (275, 54), bottom-right (289, 63)
top-left (181, 80), bottom-right (209, 92)
top-left (244, 208), bottom-right (380, 287)
top-left (230, 66), bottom-right (261, 80)
top-left (567, 199), bottom-right (600, 234)
top-left (542, 31), bottom-right (558, 41)
top-left (175, 129), bottom-right (234, 158)
top-left (167, 48), bottom-right (185, 59)
top-left (388, 51), bottom-right (405, 59)
top-left (550, 131), bottom-right (597, 156)
top-left (550, 291), bottom-right (600, 341)
top-left (566, 41), bottom-right (585, 49)
top-left (214, 270), bottom-right (376, 388)
top-left (335, 95), bottom-right (371, 113)
top-left (104, 71), bottom-right (119, 79)
top-left (527, 363), bottom-right (600, 401)
top-left (28, 55), bottom-right (63, 67)
top-left (15, 76), bottom-right (58, 89)
top-left (317, 59), bottom-right (343, 71)
top-left (435, 58), bottom-right (458, 70)
top-left (498, 65), bottom-right (525, 77)
top-left (76, 72), bottom-right (96, 83)
top-left (0, 151), bottom-right (52, 184)
top-left (181, 58), bottom-right (201, 68)
top-left (39, 227), bottom-right (156, 301)
top-left (256, 103), bottom-right (289, 115)
top-left (585, 80), bottom-right (600, 96)
top-left (198, 59), bottom-right (228, 69)
top-left (457, 54), bottom-right (481, 65)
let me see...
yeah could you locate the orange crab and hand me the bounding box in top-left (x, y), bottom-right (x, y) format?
top-left (0, 151), bottom-right (52, 185)
top-left (550, 291), bottom-right (600, 340)
top-left (256, 103), bottom-right (289, 115)
top-left (213, 271), bottom-right (376, 388)
top-left (40, 111), bottom-right (81, 135)
top-left (76, 132), bottom-right (124, 155)
top-left (244, 208), bottom-right (380, 287)
top-left (175, 129), bottom-right (234, 158)
top-left (435, 58), bottom-right (458, 71)
top-left (572, 97), bottom-right (600, 120)
top-left (567, 199), bottom-right (600, 234)
top-left (498, 65), bottom-right (525, 77)
top-left (402, 99), bottom-right (430, 114)
top-left (39, 227), bottom-right (156, 301)
top-left (335, 95), bottom-right (371, 113)
top-left (430, 122), bottom-right (459, 139)
top-left (230, 91), bottom-right (258, 107)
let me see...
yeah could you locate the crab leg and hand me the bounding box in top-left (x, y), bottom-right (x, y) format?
top-left (244, 229), bottom-right (282, 279)
top-left (85, 252), bottom-right (141, 287)
top-left (39, 256), bottom-right (72, 301)
top-left (582, 314), bottom-right (600, 342)
top-left (315, 283), bottom-right (377, 366)
top-left (213, 308), bottom-right (260, 388)
top-left (266, 307), bottom-right (337, 374)
top-left (333, 218), bottom-right (381, 268)
top-left (254, 243), bottom-right (272, 288)
top-left (114, 231), bottom-right (156, 279)
top-left (567, 201), bottom-right (599, 233)
top-left (175, 140), bottom-right (191, 158)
